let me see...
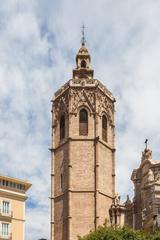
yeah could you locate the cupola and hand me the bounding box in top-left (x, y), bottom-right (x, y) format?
top-left (73, 26), bottom-right (94, 79)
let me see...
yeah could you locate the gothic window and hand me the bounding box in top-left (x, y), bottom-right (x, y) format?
top-left (60, 115), bottom-right (65, 140)
top-left (81, 60), bottom-right (86, 68)
top-left (102, 115), bottom-right (107, 142)
top-left (79, 109), bottom-right (88, 136)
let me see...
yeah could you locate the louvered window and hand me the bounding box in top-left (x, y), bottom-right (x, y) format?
top-left (79, 109), bottom-right (88, 136)
top-left (60, 115), bottom-right (65, 140)
top-left (102, 115), bottom-right (107, 142)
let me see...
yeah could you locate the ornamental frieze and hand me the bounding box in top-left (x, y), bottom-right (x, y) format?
top-left (53, 87), bottom-right (114, 126)
top-left (70, 78), bottom-right (97, 86)
top-left (97, 93), bottom-right (114, 125)
top-left (53, 93), bottom-right (69, 122)
top-left (69, 88), bottom-right (95, 113)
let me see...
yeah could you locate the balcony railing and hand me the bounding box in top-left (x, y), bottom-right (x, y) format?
top-left (0, 233), bottom-right (12, 240)
top-left (0, 210), bottom-right (12, 219)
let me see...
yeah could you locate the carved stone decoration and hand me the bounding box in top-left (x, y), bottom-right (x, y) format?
top-left (83, 90), bottom-right (95, 111)
top-left (70, 89), bottom-right (80, 113)
top-left (53, 93), bottom-right (69, 123)
top-left (142, 208), bottom-right (147, 221)
top-left (98, 81), bottom-right (113, 98)
top-left (97, 93), bottom-right (114, 125)
top-left (114, 193), bottom-right (121, 205)
top-left (54, 81), bottom-right (69, 98)
top-left (124, 195), bottom-right (132, 206)
top-left (70, 88), bottom-right (95, 113)
top-left (141, 149), bottom-right (152, 162)
top-left (71, 78), bottom-right (96, 85)
top-left (147, 169), bottom-right (154, 183)
top-left (141, 175), bottom-right (148, 188)
top-left (155, 173), bottom-right (160, 184)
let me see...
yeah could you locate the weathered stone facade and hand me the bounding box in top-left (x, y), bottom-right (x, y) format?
top-left (109, 194), bottom-right (133, 229)
top-left (131, 148), bottom-right (160, 232)
top-left (110, 147), bottom-right (160, 232)
top-left (51, 43), bottom-right (116, 240)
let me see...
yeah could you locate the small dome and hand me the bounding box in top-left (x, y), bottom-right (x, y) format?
top-left (73, 43), bottom-right (94, 78)
top-left (78, 45), bottom-right (89, 55)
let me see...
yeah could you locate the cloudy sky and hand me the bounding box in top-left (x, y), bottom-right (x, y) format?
top-left (1, 0), bottom-right (160, 239)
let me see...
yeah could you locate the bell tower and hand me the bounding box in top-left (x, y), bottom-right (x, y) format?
top-left (51, 39), bottom-right (116, 240)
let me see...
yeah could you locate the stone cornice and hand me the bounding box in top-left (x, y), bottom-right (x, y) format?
top-left (0, 175), bottom-right (31, 192)
top-left (0, 189), bottom-right (27, 201)
top-left (53, 189), bottom-right (114, 200)
top-left (51, 137), bottom-right (115, 153)
top-left (52, 78), bottom-right (115, 103)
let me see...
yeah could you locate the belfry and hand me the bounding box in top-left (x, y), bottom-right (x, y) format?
top-left (51, 34), bottom-right (116, 240)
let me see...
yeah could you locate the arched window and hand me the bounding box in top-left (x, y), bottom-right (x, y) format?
top-left (102, 115), bottom-right (107, 142)
top-left (60, 115), bottom-right (65, 140)
top-left (81, 60), bottom-right (86, 68)
top-left (79, 109), bottom-right (88, 135)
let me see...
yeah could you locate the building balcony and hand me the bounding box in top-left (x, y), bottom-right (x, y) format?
top-left (0, 210), bottom-right (12, 221)
top-left (0, 233), bottom-right (12, 240)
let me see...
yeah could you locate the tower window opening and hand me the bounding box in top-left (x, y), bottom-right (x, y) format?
top-left (60, 115), bottom-right (65, 140)
top-left (81, 60), bottom-right (86, 68)
top-left (60, 174), bottom-right (63, 189)
top-left (102, 115), bottom-right (107, 142)
top-left (79, 109), bottom-right (88, 136)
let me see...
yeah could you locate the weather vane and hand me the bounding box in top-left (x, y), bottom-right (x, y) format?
top-left (81, 24), bottom-right (86, 45)
top-left (144, 139), bottom-right (148, 149)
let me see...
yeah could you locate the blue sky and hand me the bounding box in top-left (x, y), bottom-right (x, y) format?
top-left (1, 0), bottom-right (160, 239)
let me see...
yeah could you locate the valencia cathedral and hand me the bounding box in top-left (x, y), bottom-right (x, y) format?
top-left (50, 31), bottom-right (160, 240)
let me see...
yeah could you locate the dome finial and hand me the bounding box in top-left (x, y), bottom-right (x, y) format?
top-left (81, 24), bottom-right (86, 46)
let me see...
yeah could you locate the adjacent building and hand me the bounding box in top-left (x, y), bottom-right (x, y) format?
top-left (51, 40), bottom-right (116, 240)
top-left (110, 146), bottom-right (160, 233)
top-left (109, 194), bottom-right (133, 228)
top-left (131, 147), bottom-right (160, 232)
top-left (0, 174), bottom-right (31, 240)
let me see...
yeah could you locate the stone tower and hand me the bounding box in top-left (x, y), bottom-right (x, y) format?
top-left (51, 41), bottom-right (116, 240)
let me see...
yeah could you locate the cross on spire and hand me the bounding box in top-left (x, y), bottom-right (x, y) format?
top-left (81, 24), bottom-right (86, 46)
top-left (144, 139), bottom-right (148, 149)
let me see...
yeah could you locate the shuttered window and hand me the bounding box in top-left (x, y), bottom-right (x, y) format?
top-left (79, 109), bottom-right (88, 136)
top-left (60, 115), bottom-right (65, 140)
top-left (102, 115), bottom-right (107, 142)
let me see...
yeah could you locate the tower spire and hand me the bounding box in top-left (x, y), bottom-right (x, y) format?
top-left (81, 24), bottom-right (86, 46)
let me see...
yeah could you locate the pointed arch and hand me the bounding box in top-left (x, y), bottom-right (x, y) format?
top-left (102, 115), bottom-right (107, 142)
top-left (60, 115), bottom-right (65, 140)
top-left (79, 108), bottom-right (88, 135)
top-left (81, 60), bottom-right (87, 68)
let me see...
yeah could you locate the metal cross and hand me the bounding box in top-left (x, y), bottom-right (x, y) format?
top-left (81, 24), bottom-right (86, 45)
top-left (144, 139), bottom-right (148, 149)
